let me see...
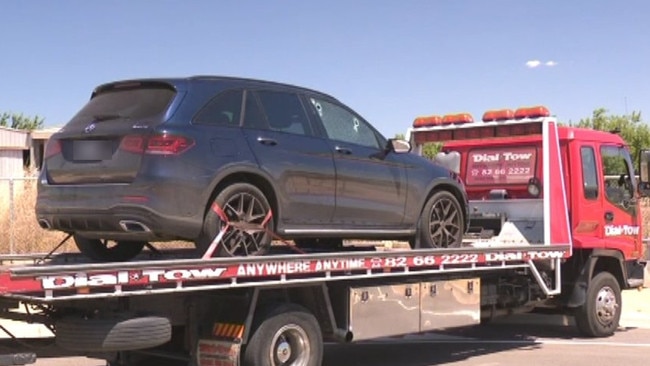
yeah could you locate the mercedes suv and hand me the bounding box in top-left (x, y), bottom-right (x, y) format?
top-left (36, 76), bottom-right (468, 262)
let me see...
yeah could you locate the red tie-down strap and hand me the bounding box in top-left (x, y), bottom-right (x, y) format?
top-left (201, 204), bottom-right (304, 260)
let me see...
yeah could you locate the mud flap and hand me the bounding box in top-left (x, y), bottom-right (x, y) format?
top-left (196, 339), bottom-right (241, 366)
top-left (565, 256), bottom-right (597, 308)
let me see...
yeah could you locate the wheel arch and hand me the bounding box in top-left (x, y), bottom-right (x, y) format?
top-left (564, 249), bottom-right (627, 308)
top-left (591, 251), bottom-right (626, 288)
top-left (420, 179), bottom-right (468, 231)
top-left (204, 168), bottom-right (280, 231)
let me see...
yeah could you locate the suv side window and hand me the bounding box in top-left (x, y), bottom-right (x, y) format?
top-left (193, 90), bottom-right (243, 126)
top-left (600, 145), bottom-right (635, 210)
top-left (309, 97), bottom-right (380, 149)
top-left (242, 91), bottom-right (269, 130)
top-left (255, 91), bottom-right (312, 136)
top-left (581, 146), bottom-right (599, 199)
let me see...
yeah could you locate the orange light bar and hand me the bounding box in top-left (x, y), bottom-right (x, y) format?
top-left (482, 109), bottom-right (514, 122)
top-left (413, 115), bottom-right (442, 127)
top-left (413, 122), bottom-right (543, 145)
top-left (514, 105), bottom-right (551, 119)
top-left (441, 113), bottom-right (474, 125)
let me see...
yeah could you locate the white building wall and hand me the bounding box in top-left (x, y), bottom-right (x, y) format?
top-left (0, 150), bottom-right (25, 178)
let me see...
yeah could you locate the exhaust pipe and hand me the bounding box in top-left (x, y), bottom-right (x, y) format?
top-left (119, 220), bottom-right (151, 233)
top-left (38, 219), bottom-right (52, 230)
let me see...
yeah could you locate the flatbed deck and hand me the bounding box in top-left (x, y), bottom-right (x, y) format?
top-left (0, 244), bottom-right (569, 302)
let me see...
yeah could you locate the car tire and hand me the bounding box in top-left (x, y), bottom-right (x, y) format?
top-left (197, 183), bottom-right (274, 257)
top-left (242, 304), bottom-right (322, 366)
top-left (414, 190), bottom-right (464, 249)
top-left (575, 272), bottom-right (621, 337)
top-left (56, 315), bottom-right (171, 353)
top-left (74, 236), bottom-right (146, 262)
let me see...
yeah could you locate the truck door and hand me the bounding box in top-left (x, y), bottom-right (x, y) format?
top-left (598, 144), bottom-right (642, 258)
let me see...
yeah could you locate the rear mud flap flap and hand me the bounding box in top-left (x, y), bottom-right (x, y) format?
top-left (197, 339), bottom-right (240, 366)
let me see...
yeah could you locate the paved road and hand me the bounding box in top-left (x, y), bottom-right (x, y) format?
top-left (5, 321), bottom-right (650, 366)
top-left (324, 323), bottom-right (650, 366)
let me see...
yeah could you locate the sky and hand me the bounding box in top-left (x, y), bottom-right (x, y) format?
top-left (1, 1), bottom-right (648, 138)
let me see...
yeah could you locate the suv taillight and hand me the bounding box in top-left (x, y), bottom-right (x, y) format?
top-left (44, 139), bottom-right (62, 159)
top-left (120, 136), bottom-right (146, 154)
top-left (120, 134), bottom-right (194, 155)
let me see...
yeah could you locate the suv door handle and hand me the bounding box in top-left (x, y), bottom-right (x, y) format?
top-left (335, 146), bottom-right (352, 155)
top-left (604, 211), bottom-right (614, 222)
top-left (256, 137), bottom-right (277, 146)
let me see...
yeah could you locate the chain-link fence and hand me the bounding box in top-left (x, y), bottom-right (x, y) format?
top-left (0, 177), bottom-right (72, 254)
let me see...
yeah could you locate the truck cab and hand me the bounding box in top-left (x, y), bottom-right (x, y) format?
top-left (408, 105), bottom-right (646, 335)
top-left (437, 110), bottom-right (643, 261)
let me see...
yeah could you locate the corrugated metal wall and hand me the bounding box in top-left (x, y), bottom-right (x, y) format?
top-left (0, 151), bottom-right (24, 178)
top-left (0, 127), bottom-right (29, 149)
top-left (0, 128), bottom-right (29, 178)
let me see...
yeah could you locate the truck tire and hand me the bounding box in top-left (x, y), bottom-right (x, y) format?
top-left (56, 315), bottom-right (171, 352)
top-left (197, 183), bottom-right (274, 257)
top-left (575, 272), bottom-right (621, 337)
top-left (74, 236), bottom-right (146, 262)
top-left (243, 304), bottom-right (323, 366)
top-left (414, 190), bottom-right (464, 249)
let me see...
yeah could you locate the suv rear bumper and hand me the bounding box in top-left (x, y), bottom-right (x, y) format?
top-left (36, 179), bottom-right (206, 241)
top-left (36, 208), bottom-right (201, 241)
top-left (36, 206), bottom-right (202, 242)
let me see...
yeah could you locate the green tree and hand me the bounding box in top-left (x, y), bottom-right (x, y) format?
top-left (0, 112), bottom-right (45, 130)
top-left (575, 108), bottom-right (648, 166)
top-left (421, 143), bottom-right (442, 159)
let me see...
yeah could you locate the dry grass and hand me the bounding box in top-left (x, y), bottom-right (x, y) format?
top-left (1, 179), bottom-right (650, 255)
top-left (0, 179), bottom-right (75, 254)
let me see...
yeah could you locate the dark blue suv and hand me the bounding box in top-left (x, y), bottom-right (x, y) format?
top-left (36, 76), bottom-right (468, 261)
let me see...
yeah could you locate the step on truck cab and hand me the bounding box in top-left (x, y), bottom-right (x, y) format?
top-left (0, 105), bottom-right (646, 366)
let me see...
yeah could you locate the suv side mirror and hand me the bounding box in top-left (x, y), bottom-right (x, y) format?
top-left (388, 139), bottom-right (411, 154)
top-left (638, 149), bottom-right (650, 197)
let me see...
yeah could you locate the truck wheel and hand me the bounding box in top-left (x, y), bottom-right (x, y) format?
top-left (575, 272), bottom-right (621, 337)
top-left (56, 315), bottom-right (171, 352)
top-left (197, 183), bottom-right (274, 257)
top-left (243, 304), bottom-right (323, 366)
top-left (74, 236), bottom-right (146, 262)
top-left (414, 190), bottom-right (464, 249)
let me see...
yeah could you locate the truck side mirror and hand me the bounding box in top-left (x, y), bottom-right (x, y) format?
top-left (638, 149), bottom-right (650, 197)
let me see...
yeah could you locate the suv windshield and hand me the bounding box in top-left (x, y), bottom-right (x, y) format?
top-left (69, 85), bottom-right (176, 126)
top-left (465, 146), bottom-right (537, 186)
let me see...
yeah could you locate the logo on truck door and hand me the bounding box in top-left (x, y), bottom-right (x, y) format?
top-left (604, 224), bottom-right (640, 237)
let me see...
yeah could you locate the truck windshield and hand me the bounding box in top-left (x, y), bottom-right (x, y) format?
top-left (465, 146), bottom-right (537, 186)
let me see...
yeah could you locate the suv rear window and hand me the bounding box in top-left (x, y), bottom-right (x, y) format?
top-left (465, 146), bottom-right (537, 186)
top-left (69, 84), bottom-right (176, 127)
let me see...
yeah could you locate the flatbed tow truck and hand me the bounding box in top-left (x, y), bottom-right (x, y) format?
top-left (0, 108), bottom-right (647, 365)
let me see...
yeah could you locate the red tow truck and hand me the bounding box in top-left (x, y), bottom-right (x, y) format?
top-left (0, 107), bottom-right (647, 366)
